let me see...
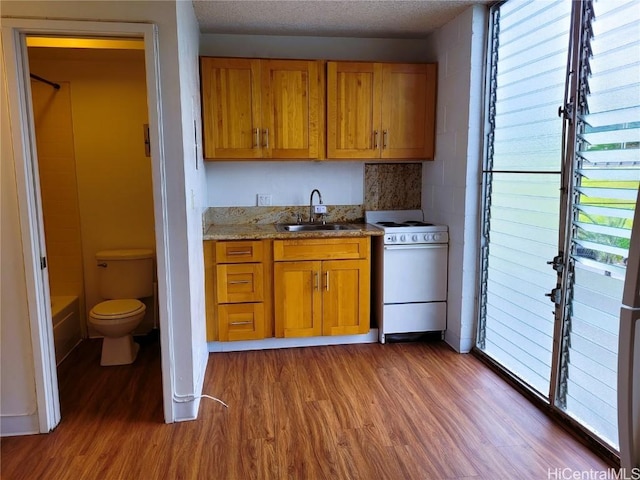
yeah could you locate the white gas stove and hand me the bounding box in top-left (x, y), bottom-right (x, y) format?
top-left (366, 210), bottom-right (448, 343)
top-left (365, 209), bottom-right (448, 245)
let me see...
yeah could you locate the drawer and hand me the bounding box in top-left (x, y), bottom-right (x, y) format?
top-left (215, 240), bottom-right (264, 263)
top-left (217, 264), bottom-right (264, 303)
top-left (218, 303), bottom-right (265, 341)
top-left (274, 237), bottom-right (369, 261)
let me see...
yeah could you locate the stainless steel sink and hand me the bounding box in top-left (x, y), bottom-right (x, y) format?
top-left (276, 223), bottom-right (358, 232)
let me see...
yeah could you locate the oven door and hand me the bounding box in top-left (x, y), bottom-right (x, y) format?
top-left (383, 244), bottom-right (447, 303)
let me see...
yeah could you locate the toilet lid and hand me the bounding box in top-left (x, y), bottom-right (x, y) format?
top-left (91, 299), bottom-right (145, 318)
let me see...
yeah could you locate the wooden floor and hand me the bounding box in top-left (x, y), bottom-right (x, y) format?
top-left (1, 336), bottom-right (612, 479)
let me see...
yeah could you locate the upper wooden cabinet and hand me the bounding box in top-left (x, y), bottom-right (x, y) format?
top-left (200, 57), bottom-right (324, 160)
top-left (326, 61), bottom-right (437, 160)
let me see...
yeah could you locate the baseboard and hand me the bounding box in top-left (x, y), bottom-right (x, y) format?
top-left (0, 413), bottom-right (39, 437)
top-left (173, 398), bottom-right (200, 422)
top-left (172, 341), bottom-right (209, 423)
top-left (208, 329), bottom-right (379, 352)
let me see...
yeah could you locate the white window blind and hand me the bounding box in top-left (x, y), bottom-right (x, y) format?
top-left (561, 0), bottom-right (640, 449)
top-left (478, 0), bottom-right (571, 396)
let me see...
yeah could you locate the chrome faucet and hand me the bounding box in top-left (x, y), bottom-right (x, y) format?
top-left (309, 188), bottom-right (323, 223)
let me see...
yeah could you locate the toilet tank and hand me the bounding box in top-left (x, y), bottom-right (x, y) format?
top-left (96, 249), bottom-right (154, 299)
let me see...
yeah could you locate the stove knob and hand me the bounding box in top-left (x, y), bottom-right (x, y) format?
top-left (400, 235), bottom-right (406, 242)
top-left (412, 234), bottom-right (418, 242)
top-left (389, 235), bottom-right (396, 243)
top-left (424, 234), bottom-right (430, 242)
top-left (433, 234), bottom-right (441, 242)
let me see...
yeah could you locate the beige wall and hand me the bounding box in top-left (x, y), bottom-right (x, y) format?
top-left (29, 47), bottom-right (156, 334)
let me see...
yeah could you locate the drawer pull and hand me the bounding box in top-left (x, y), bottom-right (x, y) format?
top-left (230, 321), bottom-right (253, 326)
top-left (227, 250), bottom-right (252, 256)
top-left (229, 280), bottom-right (251, 285)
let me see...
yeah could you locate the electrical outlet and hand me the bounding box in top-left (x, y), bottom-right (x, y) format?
top-left (314, 205), bottom-right (327, 214)
top-left (257, 193), bottom-right (272, 206)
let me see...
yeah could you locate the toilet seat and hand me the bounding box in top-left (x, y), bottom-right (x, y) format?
top-left (90, 299), bottom-right (145, 320)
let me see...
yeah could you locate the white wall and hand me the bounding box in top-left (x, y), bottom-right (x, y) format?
top-left (1, 47), bottom-right (40, 436)
top-left (200, 33), bottom-right (432, 207)
top-left (1, 0), bottom-right (205, 424)
top-left (423, 5), bottom-right (487, 353)
top-left (207, 161), bottom-right (364, 206)
top-left (174, 0), bottom-right (209, 420)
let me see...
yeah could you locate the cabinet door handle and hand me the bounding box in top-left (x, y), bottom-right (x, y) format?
top-left (373, 130), bottom-right (379, 149)
top-left (230, 320), bottom-right (253, 326)
top-left (227, 250), bottom-right (252, 256)
top-left (325, 271), bottom-right (329, 291)
top-left (253, 128), bottom-right (260, 148)
top-left (383, 130), bottom-right (388, 149)
top-left (228, 280), bottom-right (250, 285)
top-left (263, 128), bottom-right (269, 148)
top-left (314, 271), bottom-right (319, 291)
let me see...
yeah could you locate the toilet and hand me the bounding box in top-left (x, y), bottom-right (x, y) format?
top-left (89, 249), bottom-right (154, 366)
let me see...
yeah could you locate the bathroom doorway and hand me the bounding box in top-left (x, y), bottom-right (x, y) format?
top-left (28, 39), bottom-right (158, 365)
top-left (2, 20), bottom-right (176, 431)
top-left (28, 37), bottom-right (161, 424)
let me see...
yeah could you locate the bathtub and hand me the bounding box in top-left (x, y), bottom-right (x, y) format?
top-left (50, 295), bottom-right (81, 365)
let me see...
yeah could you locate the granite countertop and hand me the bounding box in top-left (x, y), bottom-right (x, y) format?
top-left (203, 223), bottom-right (384, 241)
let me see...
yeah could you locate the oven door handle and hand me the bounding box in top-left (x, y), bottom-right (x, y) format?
top-left (384, 244), bottom-right (446, 250)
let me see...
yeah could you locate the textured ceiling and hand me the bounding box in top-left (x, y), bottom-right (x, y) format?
top-left (193, 0), bottom-right (491, 39)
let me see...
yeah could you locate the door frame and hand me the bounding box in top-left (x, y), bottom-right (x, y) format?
top-left (2, 18), bottom-right (175, 430)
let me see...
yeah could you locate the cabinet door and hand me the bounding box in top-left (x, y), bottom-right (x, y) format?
top-left (201, 57), bottom-right (262, 159)
top-left (380, 63), bottom-right (437, 159)
top-left (326, 62), bottom-right (382, 159)
top-left (261, 60), bottom-right (323, 159)
top-left (274, 261), bottom-right (322, 337)
top-left (322, 259), bottom-right (370, 336)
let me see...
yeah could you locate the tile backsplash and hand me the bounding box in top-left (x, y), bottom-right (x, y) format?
top-left (204, 205), bottom-right (364, 226)
top-left (364, 163), bottom-right (422, 210)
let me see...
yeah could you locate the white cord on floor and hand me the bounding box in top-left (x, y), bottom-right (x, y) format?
top-left (173, 393), bottom-right (229, 408)
top-left (200, 394), bottom-right (229, 408)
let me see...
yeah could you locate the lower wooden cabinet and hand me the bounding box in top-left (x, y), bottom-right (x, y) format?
top-left (204, 239), bottom-right (272, 341)
top-left (273, 238), bottom-right (370, 338)
top-left (205, 236), bottom-right (370, 342)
